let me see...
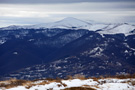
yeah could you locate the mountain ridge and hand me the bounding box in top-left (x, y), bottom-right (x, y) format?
top-left (0, 28), bottom-right (135, 80)
top-left (0, 18), bottom-right (135, 80)
top-left (0, 17), bottom-right (135, 36)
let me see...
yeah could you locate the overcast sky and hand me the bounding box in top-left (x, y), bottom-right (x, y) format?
top-left (0, 0), bottom-right (135, 27)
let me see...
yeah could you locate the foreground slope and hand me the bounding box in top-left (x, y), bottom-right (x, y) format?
top-left (0, 78), bottom-right (135, 90)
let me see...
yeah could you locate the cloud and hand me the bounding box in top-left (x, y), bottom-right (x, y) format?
top-left (0, 1), bottom-right (135, 27)
top-left (0, 0), bottom-right (135, 4)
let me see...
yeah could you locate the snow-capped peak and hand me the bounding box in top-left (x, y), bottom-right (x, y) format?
top-left (43, 17), bottom-right (92, 29)
top-left (0, 17), bottom-right (135, 36)
top-left (57, 17), bottom-right (91, 25)
top-left (58, 17), bottom-right (81, 21)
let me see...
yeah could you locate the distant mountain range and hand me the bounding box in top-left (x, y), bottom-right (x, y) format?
top-left (0, 17), bottom-right (135, 80)
top-left (1, 17), bottom-right (135, 35)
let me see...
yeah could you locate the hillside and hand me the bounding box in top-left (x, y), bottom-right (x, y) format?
top-left (0, 17), bottom-right (135, 80)
top-left (0, 76), bottom-right (135, 90)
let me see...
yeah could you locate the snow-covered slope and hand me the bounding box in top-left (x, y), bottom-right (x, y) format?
top-left (29, 17), bottom-right (92, 30)
top-left (89, 24), bottom-right (108, 31)
top-left (0, 78), bottom-right (135, 90)
top-left (0, 17), bottom-right (91, 30)
top-left (98, 23), bottom-right (135, 35)
top-left (0, 17), bottom-right (135, 35)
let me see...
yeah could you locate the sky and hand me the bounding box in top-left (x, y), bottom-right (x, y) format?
top-left (0, 0), bottom-right (135, 27)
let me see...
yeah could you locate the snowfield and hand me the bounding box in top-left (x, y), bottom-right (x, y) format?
top-left (0, 78), bottom-right (135, 90)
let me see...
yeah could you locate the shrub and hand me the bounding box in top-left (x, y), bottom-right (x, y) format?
top-left (73, 74), bottom-right (86, 80)
top-left (45, 78), bottom-right (55, 81)
top-left (66, 75), bottom-right (73, 80)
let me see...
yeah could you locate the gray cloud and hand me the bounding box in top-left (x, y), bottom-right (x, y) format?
top-left (0, 1), bottom-right (135, 27)
top-left (0, 0), bottom-right (135, 4)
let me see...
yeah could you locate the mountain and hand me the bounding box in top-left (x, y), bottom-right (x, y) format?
top-left (0, 17), bottom-right (135, 35)
top-left (0, 17), bottom-right (135, 80)
top-left (98, 23), bottom-right (135, 35)
top-left (0, 17), bottom-right (91, 30)
top-left (42, 17), bottom-right (91, 29)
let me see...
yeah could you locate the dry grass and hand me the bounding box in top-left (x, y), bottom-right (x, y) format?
top-left (82, 85), bottom-right (91, 88)
top-left (61, 83), bottom-right (67, 87)
top-left (25, 80), bottom-right (49, 89)
top-left (62, 87), bottom-right (96, 90)
top-left (131, 81), bottom-right (135, 85)
top-left (66, 75), bottom-right (73, 80)
top-left (38, 81), bottom-right (49, 85)
top-left (25, 83), bottom-right (36, 89)
top-left (91, 77), bottom-right (99, 82)
top-left (1, 74), bottom-right (135, 89)
top-left (92, 85), bottom-right (99, 89)
top-left (0, 78), bottom-right (29, 89)
top-left (25, 78), bottom-right (67, 89)
top-left (115, 74), bottom-right (135, 79)
top-left (73, 74), bottom-right (86, 80)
